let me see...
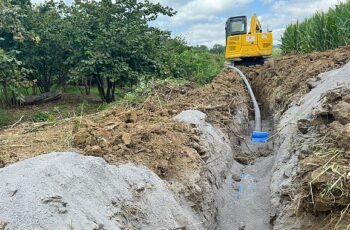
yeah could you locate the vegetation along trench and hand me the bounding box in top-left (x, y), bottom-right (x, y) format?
top-left (1, 0), bottom-right (350, 229)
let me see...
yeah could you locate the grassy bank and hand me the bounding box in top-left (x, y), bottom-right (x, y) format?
top-left (281, 1), bottom-right (350, 54)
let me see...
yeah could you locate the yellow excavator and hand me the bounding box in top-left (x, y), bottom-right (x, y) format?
top-left (225, 15), bottom-right (273, 65)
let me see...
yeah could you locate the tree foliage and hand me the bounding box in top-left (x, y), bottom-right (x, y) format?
top-left (210, 44), bottom-right (225, 54)
top-left (0, 1), bottom-right (33, 104)
top-left (0, 49), bottom-right (32, 105)
top-left (0, 0), bottom-right (224, 105)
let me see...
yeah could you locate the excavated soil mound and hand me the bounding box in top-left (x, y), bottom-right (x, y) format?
top-left (242, 46), bottom-right (350, 116)
top-left (0, 152), bottom-right (201, 230)
top-left (0, 71), bottom-right (248, 182)
top-left (142, 70), bottom-right (249, 128)
top-left (72, 71), bottom-right (248, 180)
top-left (73, 112), bottom-right (202, 179)
top-left (297, 84), bottom-right (350, 229)
top-left (241, 47), bottom-right (350, 230)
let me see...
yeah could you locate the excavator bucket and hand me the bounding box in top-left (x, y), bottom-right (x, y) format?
top-left (251, 131), bottom-right (269, 143)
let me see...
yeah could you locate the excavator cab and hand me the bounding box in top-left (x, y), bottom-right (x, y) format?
top-left (225, 15), bottom-right (273, 64)
top-left (226, 16), bottom-right (247, 36)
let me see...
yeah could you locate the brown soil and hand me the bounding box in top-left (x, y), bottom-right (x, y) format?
top-left (0, 71), bottom-right (248, 181)
top-left (3, 46), bottom-right (349, 228)
top-left (241, 46), bottom-right (350, 230)
top-left (241, 46), bottom-right (350, 116)
top-left (297, 85), bottom-right (350, 220)
top-left (72, 112), bottom-right (202, 179)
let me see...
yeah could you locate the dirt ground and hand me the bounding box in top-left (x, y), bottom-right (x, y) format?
top-left (1, 46), bottom-right (350, 229)
top-left (242, 46), bottom-right (350, 116)
top-left (297, 85), bottom-right (350, 230)
top-left (241, 46), bottom-right (350, 230)
top-left (0, 93), bottom-right (101, 128)
top-left (0, 71), bottom-right (248, 181)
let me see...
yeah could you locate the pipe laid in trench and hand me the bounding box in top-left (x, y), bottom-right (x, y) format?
top-left (226, 64), bottom-right (269, 142)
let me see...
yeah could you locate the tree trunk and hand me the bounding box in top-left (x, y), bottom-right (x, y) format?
top-left (95, 75), bottom-right (107, 102)
top-left (2, 82), bottom-right (10, 106)
top-left (19, 91), bottom-right (62, 105)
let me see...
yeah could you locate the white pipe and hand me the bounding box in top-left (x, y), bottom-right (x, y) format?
top-left (226, 64), bottom-right (262, 131)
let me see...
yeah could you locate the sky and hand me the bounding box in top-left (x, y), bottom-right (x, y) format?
top-left (31, 0), bottom-right (347, 47)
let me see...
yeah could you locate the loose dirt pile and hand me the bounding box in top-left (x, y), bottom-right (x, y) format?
top-left (242, 47), bottom-right (350, 230)
top-left (73, 112), bottom-right (201, 179)
top-left (0, 71), bottom-right (249, 229)
top-left (242, 46), bottom-right (350, 116)
top-left (297, 84), bottom-right (350, 230)
top-left (0, 70), bottom-right (248, 182)
top-left (72, 71), bottom-right (248, 180)
top-left (0, 152), bottom-right (201, 230)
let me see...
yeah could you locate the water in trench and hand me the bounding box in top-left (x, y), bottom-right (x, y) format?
top-left (216, 119), bottom-right (275, 230)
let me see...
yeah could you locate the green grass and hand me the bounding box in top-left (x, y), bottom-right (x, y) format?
top-left (0, 108), bottom-right (16, 127)
top-left (115, 77), bottom-right (190, 106)
top-left (0, 85), bottom-right (104, 128)
top-left (32, 111), bottom-right (55, 122)
top-left (63, 85), bottom-right (100, 97)
top-left (281, 0), bottom-right (350, 54)
top-left (272, 48), bottom-right (282, 57)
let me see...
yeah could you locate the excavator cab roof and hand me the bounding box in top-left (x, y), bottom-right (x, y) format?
top-left (227, 15), bottom-right (247, 21)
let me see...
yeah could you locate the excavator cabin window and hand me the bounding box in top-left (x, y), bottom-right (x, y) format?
top-left (225, 16), bottom-right (247, 37)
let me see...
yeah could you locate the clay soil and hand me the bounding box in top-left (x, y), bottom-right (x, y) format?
top-left (241, 46), bottom-right (350, 229)
top-left (0, 71), bottom-right (248, 181)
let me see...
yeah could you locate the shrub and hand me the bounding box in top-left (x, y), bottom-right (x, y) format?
top-left (32, 111), bottom-right (54, 122)
top-left (0, 108), bottom-right (15, 127)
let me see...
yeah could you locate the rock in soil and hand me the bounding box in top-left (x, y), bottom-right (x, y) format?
top-left (297, 119), bottom-right (311, 134)
top-left (331, 101), bottom-right (350, 125)
top-left (0, 221), bottom-right (7, 230)
top-left (234, 153), bottom-right (253, 165)
top-left (121, 132), bottom-right (132, 145)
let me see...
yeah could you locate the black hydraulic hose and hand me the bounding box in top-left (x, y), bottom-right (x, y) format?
top-left (226, 64), bottom-right (262, 132)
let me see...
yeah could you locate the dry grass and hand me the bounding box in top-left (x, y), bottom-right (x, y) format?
top-left (0, 71), bottom-right (249, 181)
top-left (293, 132), bottom-right (350, 229)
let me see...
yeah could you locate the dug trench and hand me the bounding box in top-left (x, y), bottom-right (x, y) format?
top-left (179, 45), bottom-right (350, 230)
top-left (1, 46), bottom-right (350, 229)
top-left (199, 46), bottom-right (350, 230)
top-left (241, 46), bottom-right (350, 230)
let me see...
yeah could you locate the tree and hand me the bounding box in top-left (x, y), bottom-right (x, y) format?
top-left (210, 44), bottom-right (225, 54)
top-left (193, 45), bottom-right (209, 52)
top-left (18, 1), bottom-right (70, 93)
top-left (67, 0), bottom-right (175, 102)
top-left (0, 0), bottom-right (32, 49)
top-left (0, 49), bottom-right (31, 105)
top-left (1, 0), bottom-right (224, 105)
top-left (0, 1), bottom-right (33, 105)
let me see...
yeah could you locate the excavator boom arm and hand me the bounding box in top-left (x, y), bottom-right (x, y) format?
top-left (249, 15), bottom-right (262, 35)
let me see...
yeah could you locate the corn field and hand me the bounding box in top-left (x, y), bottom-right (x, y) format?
top-left (281, 0), bottom-right (350, 54)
